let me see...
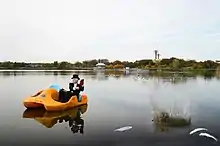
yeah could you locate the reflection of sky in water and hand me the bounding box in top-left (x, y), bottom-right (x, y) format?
top-left (0, 71), bottom-right (220, 145)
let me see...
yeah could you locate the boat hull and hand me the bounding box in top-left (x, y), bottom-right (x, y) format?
top-left (23, 88), bottom-right (88, 112)
top-left (24, 102), bottom-right (44, 108)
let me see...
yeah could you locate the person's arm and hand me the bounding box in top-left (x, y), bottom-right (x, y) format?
top-left (69, 83), bottom-right (74, 91)
top-left (79, 85), bottom-right (84, 92)
top-left (76, 84), bottom-right (84, 92)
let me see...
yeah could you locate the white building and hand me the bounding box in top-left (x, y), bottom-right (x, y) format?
top-left (93, 62), bottom-right (106, 70)
top-left (96, 62), bottom-right (105, 68)
top-left (125, 67), bottom-right (130, 70)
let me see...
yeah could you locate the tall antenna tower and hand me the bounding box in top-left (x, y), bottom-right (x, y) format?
top-left (157, 53), bottom-right (160, 60)
top-left (154, 50), bottom-right (158, 59)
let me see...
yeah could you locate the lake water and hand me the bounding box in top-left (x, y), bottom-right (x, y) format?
top-left (0, 70), bottom-right (219, 146)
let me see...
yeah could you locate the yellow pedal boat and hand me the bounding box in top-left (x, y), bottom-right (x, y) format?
top-left (22, 104), bottom-right (88, 128)
top-left (23, 84), bottom-right (88, 111)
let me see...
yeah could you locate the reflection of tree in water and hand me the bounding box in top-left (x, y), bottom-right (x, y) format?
top-left (104, 70), bottom-right (132, 78)
top-left (133, 74), bottom-right (149, 82)
top-left (202, 70), bottom-right (215, 80)
top-left (1, 71), bottom-right (11, 76)
top-left (133, 72), bottom-right (188, 84)
top-left (91, 71), bottom-right (109, 80)
top-left (13, 71), bottom-right (17, 76)
top-left (0, 71), bottom-right (26, 77)
top-left (145, 72), bottom-right (195, 85)
top-left (161, 73), bottom-right (188, 84)
top-left (44, 71), bottom-right (53, 75)
top-left (104, 70), bottom-right (123, 77)
top-left (53, 71), bottom-right (58, 76)
top-left (91, 70), bottom-right (133, 80)
top-left (59, 71), bottom-right (71, 76)
top-left (59, 109), bottom-right (84, 134)
top-left (216, 68), bottom-right (220, 79)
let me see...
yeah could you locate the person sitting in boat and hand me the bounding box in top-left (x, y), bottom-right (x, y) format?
top-left (59, 74), bottom-right (84, 102)
top-left (68, 74), bottom-right (84, 101)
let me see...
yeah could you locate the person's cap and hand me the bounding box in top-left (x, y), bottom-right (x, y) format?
top-left (71, 74), bottom-right (80, 80)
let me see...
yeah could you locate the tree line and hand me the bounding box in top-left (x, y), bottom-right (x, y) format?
top-left (0, 58), bottom-right (219, 70)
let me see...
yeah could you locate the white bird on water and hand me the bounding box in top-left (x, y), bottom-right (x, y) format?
top-left (199, 132), bottom-right (218, 141)
top-left (114, 126), bottom-right (132, 132)
top-left (189, 128), bottom-right (208, 135)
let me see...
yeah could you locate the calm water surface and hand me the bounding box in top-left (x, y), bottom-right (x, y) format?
top-left (0, 70), bottom-right (220, 146)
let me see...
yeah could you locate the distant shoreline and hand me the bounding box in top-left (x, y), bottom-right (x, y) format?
top-left (0, 69), bottom-right (91, 71)
top-left (1, 58), bottom-right (220, 72)
top-left (0, 68), bottom-right (132, 71)
top-left (0, 68), bottom-right (218, 72)
top-left (0, 68), bottom-right (94, 71)
top-left (0, 68), bottom-right (219, 78)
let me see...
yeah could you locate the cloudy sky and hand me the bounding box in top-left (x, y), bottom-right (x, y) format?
top-left (0, 0), bottom-right (220, 62)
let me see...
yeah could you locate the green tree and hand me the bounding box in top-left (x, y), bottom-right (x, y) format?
top-left (113, 64), bottom-right (124, 69)
top-left (82, 61), bottom-right (89, 67)
top-left (74, 61), bottom-right (82, 68)
top-left (122, 61), bottom-right (135, 68)
top-left (137, 59), bottom-right (153, 66)
top-left (172, 59), bottom-right (180, 70)
top-left (202, 60), bottom-right (217, 69)
top-left (112, 60), bottom-right (122, 65)
top-left (58, 61), bottom-right (69, 70)
top-left (1, 61), bottom-right (13, 69)
top-left (87, 59), bottom-right (98, 67)
top-left (53, 61), bottom-right (59, 67)
top-left (160, 58), bottom-right (172, 66)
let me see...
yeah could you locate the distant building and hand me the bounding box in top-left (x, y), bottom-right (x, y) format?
top-left (96, 62), bottom-right (106, 68)
top-left (93, 60), bottom-right (106, 70)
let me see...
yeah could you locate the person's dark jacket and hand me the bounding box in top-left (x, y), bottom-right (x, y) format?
top-left (69, 83), bottom-right (84, 95)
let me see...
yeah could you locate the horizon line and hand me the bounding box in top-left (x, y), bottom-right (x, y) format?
top-left (0, 57), bottom-right (219, 63)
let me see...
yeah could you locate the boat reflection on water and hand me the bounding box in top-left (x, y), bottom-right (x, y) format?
top-left (22, 104), bottom-right (88, 134)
